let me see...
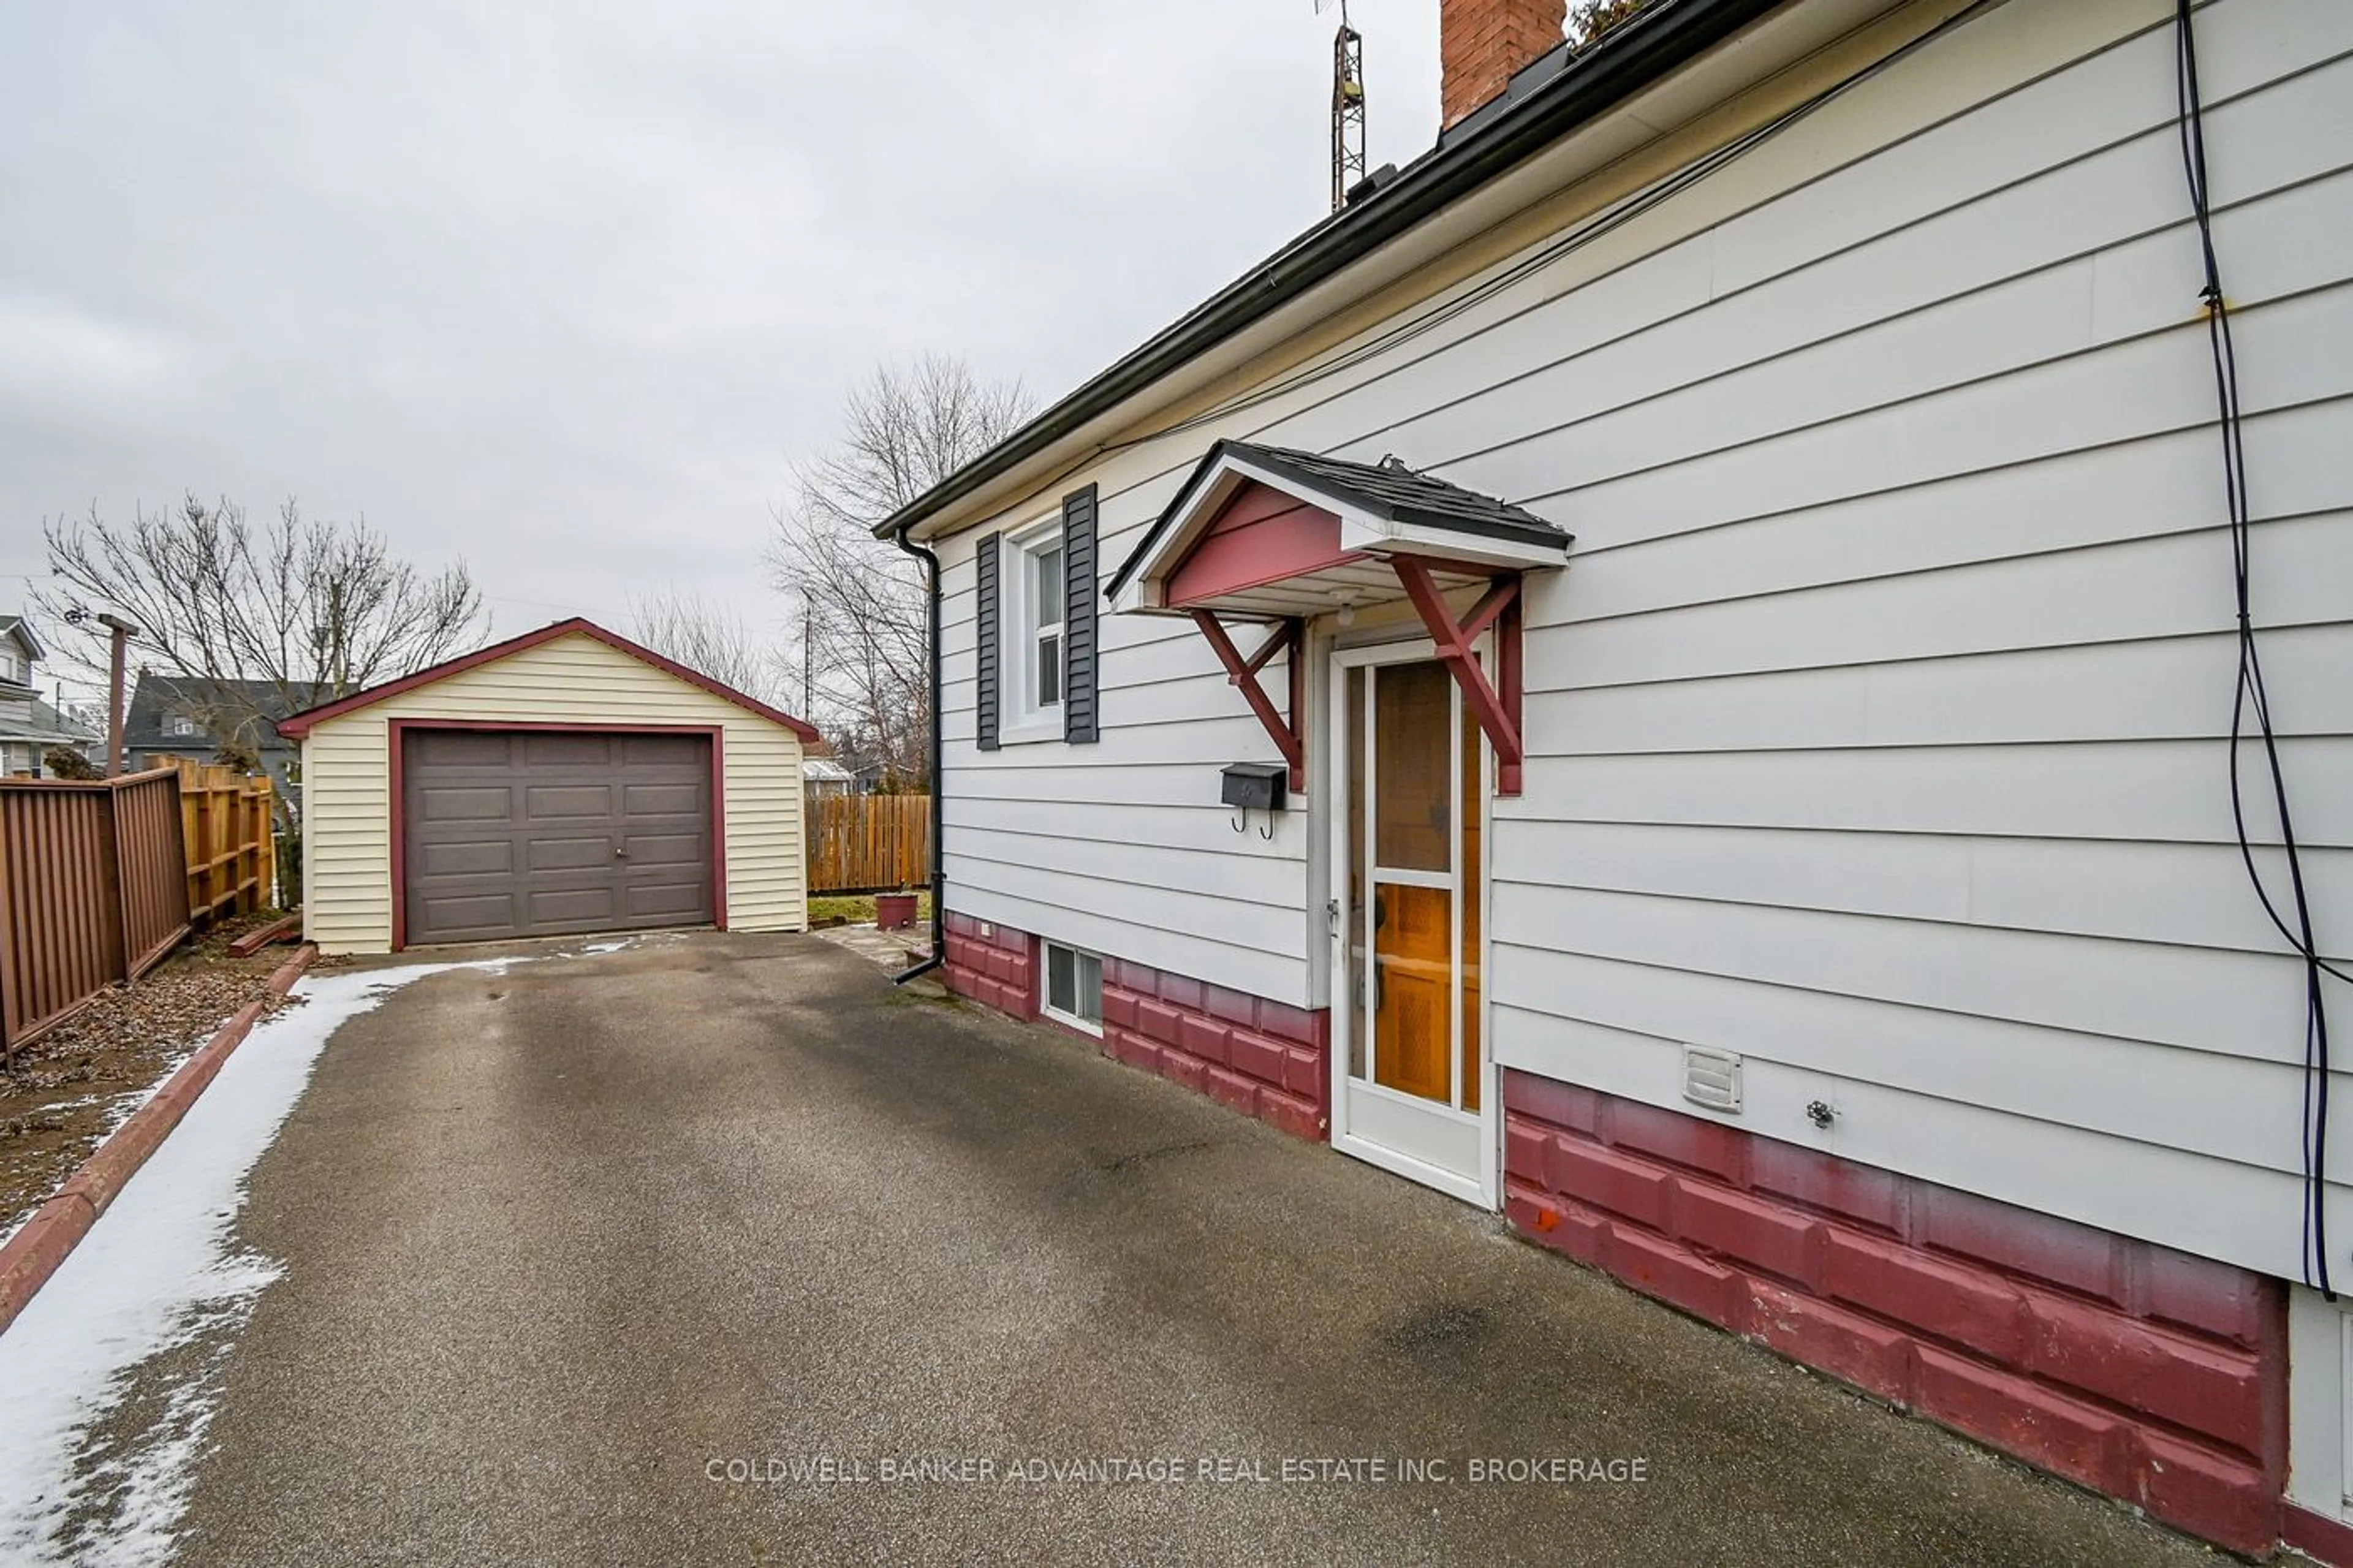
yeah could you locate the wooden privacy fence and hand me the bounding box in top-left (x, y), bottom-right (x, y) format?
top-left (0, 762), bottom-right (277, 1060)
top-left (0, 770), bottom-right (192, 1061)
top-left (158, 757), bottom-right (276, 924)
top-left (806, 792), bottom-right (931, 894)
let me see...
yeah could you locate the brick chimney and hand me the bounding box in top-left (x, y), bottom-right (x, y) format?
top-left (1441, 0), bottom-right (1569, 130)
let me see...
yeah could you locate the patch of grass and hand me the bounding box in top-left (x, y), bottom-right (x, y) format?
top-left (808, 892), bottom-right (933, 926)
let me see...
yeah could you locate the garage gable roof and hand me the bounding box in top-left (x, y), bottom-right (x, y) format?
top-left (275, 618), bottom-right (820, 741)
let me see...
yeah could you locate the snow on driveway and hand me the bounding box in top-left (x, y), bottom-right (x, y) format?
top-left (0, 958), bottom-right (525, 1566)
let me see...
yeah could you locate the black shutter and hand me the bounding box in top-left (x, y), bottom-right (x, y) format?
top-left (974, 532), bottom-right (1001, 752)
top-left (1061, 486), bottom-right (1100, 744)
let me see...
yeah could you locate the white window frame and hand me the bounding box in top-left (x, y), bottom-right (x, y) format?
top-left (167, 713), bottom-right (199, 738)
top-left (998, 514), bottom-right (1066, 744)
top-left (1039, 941), bottom-right (1104, 1036)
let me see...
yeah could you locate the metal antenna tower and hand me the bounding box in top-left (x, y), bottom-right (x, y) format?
top-left (1323, 0), bottom-right (1366, 211)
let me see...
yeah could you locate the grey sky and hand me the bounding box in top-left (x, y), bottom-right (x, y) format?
top-left (1, 0), bottom-right (1444, 699)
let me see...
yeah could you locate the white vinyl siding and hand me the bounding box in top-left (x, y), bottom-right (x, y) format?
top-left (932, 0), bottom-right (2353, 1280)
top-left (300, 631), bottom-right (806, 953)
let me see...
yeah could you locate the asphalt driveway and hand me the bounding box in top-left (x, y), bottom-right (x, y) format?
top-left (86, 933), bottom-right (2219, 1566)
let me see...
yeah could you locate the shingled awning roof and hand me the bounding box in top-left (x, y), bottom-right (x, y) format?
top-left (1106, 438), bottom-right (1566, 796)
top-left (1106, 439), bottom-right (1570, 620)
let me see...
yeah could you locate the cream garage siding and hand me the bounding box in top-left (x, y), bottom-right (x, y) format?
top-left (301, 630), bottom-right (805, 953)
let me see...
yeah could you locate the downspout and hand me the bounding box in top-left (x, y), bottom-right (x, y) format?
top-left (890, 524), bottom-right (947, 985)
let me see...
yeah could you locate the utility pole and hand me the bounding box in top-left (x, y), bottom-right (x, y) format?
top-left (97, 613), bottom-right (138, 776)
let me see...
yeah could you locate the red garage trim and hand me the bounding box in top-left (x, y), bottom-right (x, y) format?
top-left (278, 618), bottom-right (819, 741)
top-left (388, 719), bottom-right (729, 952)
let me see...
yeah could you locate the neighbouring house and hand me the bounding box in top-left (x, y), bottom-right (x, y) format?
top-left (802, 756), bottom-right (857, 796)
top-left (123, 672), bottom-right (323, 799)
top-left (276, 618), bottom-right (817, 955)
top-left (879, 0), bottom-right (2353, 1558)
top-left (0, 616), bottom-right (97, 776)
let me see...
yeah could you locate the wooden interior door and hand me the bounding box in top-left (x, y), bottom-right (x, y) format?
top-left (1373, 883), bottom-right (1452, 1099)
top-left (1366, 659), bottom-right (1458, 1107)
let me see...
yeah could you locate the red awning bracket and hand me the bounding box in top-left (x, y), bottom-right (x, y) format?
top-left (1188, 611), bottom-right (1306, 792)
top-left (1392, 558), bottom-right (1526, 795)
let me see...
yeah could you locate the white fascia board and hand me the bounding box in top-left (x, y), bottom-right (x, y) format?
top-left (1372, 518), bottom-right (1574, 572)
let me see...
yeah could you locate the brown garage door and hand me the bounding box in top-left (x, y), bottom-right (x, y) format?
top-left (401, 729), bottom-right (715, 946)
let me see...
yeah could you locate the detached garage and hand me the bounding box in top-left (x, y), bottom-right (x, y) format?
top-left (277, 619), bottom-right (817, 954)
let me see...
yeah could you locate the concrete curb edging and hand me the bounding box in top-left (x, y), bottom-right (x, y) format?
top-left (0, 944), bottom-right (317, 1338)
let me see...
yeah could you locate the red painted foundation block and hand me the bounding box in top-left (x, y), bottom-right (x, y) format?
top-left (1544, 1138), bottom-right (1672, 1233)
top-left (1159, 1053), bottom-right (1207, 1095)
top-left (1675, 1181), bottom-right (1821, 1289)
top-left (1224, 1029), bottom-right (1287, 1089)
top-left (1747, 1136), bottom-right (1908, 1235)
top-left (1178, 1013), bottom-right (1230, 1067)
top-left (942, 921), bottom-right (1333, 1146)
top-left (1918, 1186), bottom-right (2123, 1306)
top-left (2023, 1293), bottom-right (2268, 1457)
top-left (1605, 1225), bottom-right (1736, 1323)
top-left (1104, 1028), bottom-right (1161, 1075)
top-left (1257, 1087), bottom-right (1324, 1140)
top-left (1821, 1230), bottom-right (2029, 1365)
top-left (1158, 974), bottom-right (1205, 1013)
top-left (1203, 985), bottom-right (1257, 1028)
top-left (1134, 998), bottom-right (1185, 1048)
top-left (1257, 999), bottom-right (1322, 1047)
top-left (1608, 1096), bottom-right (1743, 1181)
top-left (1203, 1066), bottom-right (1258, 1117)
top-left (1912, 1346), bottom-right (2135, 1495)
top-left (2128, 1432), bottom-right (2276, 1556)
top-left (2145, 1248), bottom-right (2274, 1349)
top-left (2287, 1504), bottom-right (2353, 1568)
top-left (1500, 1069), bottom-right (2286, 1560)
top-left (1504, 1122), bottom-right (1550, 1184)
top-left (1506, 1187), bottom-right (1607, 1268)
top-left (1743, 1278), bottom-right (1911, 1401)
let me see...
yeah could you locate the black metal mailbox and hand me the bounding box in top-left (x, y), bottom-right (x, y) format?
top-left (1221, 761), bottom-right (1287, 814)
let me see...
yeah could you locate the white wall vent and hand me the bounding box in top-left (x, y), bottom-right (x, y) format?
top-left (1682, 1047), bottom-right (1743, 1113)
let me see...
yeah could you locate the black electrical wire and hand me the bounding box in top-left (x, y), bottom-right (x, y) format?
top-left (2175, 0), bottom-right (2340, 1296)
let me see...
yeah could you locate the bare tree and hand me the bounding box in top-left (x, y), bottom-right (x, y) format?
top-left (1568, 0), bottom-right (1658, 48)
top-left (626, 588), bottom-right (787, 706)
top-left (769, 354), bottom-right (1034, 785)
top-left (37, 493), bottom-right (486, 777)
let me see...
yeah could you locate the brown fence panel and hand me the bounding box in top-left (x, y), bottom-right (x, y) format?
top-left (115, 771), bottom-right (194, 977)
top-left (0, 769), bottom-right (196, 1061)
top-left (806, 793), bottom-right (931, 895)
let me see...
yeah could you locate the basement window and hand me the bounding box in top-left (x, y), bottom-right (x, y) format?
top-left (1042, 941), bottom-right (1104, 1034)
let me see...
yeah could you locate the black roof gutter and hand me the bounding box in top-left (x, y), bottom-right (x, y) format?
top-left (876, 0), bottom-right (1787, 542)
